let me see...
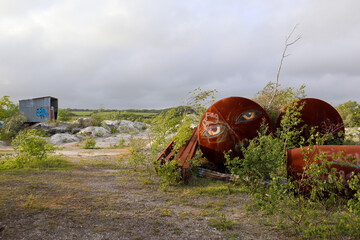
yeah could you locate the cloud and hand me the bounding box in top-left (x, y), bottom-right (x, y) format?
top-left (0, 0), bottom-right (359, 109)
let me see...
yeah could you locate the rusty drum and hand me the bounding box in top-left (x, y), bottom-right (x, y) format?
top-left (276, 98), bottom-right (345, 143)
top-left (198, 97), bottom-right (272, 164)
top-left (287, 145), bottom-right (360, 182)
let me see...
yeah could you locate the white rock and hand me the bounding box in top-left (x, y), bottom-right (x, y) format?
top-left (49, 133), bottom-right (80, 145)
top-left (77, 126), bottom-right (111, 138)
top-left (117, 120), bottom-right (149, 133)
top-left (101, 120), bottom-right (121, 128)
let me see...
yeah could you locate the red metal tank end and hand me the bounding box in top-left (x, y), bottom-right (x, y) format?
top-left (198, 97), bottom-right (272, 164)
top-left (276, 98), bottom-right (345, 143)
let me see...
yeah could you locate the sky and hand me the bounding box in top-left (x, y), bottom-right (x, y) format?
top-left (0, 0), bottom-right (359, 109)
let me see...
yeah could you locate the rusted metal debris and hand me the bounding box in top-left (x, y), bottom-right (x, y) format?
top-left (156, 96), bottom-right (359, 187)
top-left (198, 167), bottom-right (232, 182)
top-left (276, 98), bottom-right (345, 143)
top-left (287, 145), bottom-right (360, 184)
top-left (155, 127), bottom-right (198, 183)
top-left (198, 97), bottom-right (273, 164)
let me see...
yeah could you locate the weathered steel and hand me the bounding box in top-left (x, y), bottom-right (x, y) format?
top-left (287, 145), bottom-right (360, 183)
top-left (19, 96), bottom-right (58, 123)
top-left (155, 127), bottom-right (198, 183)
top-left (174, 127), bottom-right (199, 183)
top-left (155, 140), bottom-right (174, 164)
top-left (276, 98), bottom-right (345, 143)
top-left (198, 167), bottom-right (232, 182)
top-left (198, 97), bottom-right (272, 164)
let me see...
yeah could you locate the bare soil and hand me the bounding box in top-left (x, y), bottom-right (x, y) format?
top-left (0, 145), bottom-right (289, 240)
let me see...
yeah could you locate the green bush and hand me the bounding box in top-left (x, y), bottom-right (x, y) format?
top-left (58, 109), bottom-right (72, 121)
top-left (224, 99), bottom-right (360, 239)
top-left (0, 114), bottom-right (26, 141)
top-left (0, 96), bottom-right (18, 121)
top-left (110, 126), bottom-right (118, 134)
top-left (0, 129), bottom-right (66, 169)
top-left (83, 137), bottom-right (96, 149)
top-left (226, 126), bottom-right (284, 185)
top-left (156, 159), bottom-right (181, 186)
top-left (117, 138), bottom-right (125, 148)
top-left (128, 137), bottom-right (148, 170)
top-left (0, 96), bottom-right (26, 141)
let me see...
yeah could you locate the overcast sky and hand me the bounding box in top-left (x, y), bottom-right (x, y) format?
top-left (0, 0), bottom-right (359, 109)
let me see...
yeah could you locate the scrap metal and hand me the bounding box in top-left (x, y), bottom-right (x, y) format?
top-left (287, 145), bottom-right (360, 188)
top-left (155, 127), bottom-right (198, 183)
top-left (276, 98), bottom-right (345, 143)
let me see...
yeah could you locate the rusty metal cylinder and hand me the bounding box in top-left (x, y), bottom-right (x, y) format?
top-left (276, 98), bottom-right (345, 143)
top-left (198, 97), bottom-right (272, 164)
top-left (287, 145), bottom-right (360, 182)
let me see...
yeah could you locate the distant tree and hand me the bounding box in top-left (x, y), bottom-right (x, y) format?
top-left (58, 108), bottom-right (72, 121)
top-left (336, 101), bottom-right (360, 127)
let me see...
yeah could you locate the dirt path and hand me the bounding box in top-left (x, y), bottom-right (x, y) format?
top-left (0, 147), bottom-right (286, 240)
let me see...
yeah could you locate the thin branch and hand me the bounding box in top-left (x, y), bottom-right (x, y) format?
top-left (267, 24), bottom-right (301, 110)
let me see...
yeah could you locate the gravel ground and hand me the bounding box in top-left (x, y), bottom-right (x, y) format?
top-left (0, 143), bottom-right (287, 240)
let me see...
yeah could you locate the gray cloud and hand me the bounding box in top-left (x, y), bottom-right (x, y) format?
top-left (0, 0), bottom-right (359, 109)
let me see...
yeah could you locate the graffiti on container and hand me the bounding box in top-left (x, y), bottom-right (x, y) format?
top-left (36, 108), bottom-right (47, 118)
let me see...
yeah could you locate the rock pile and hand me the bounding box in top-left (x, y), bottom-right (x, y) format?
top-left (29, 119), bottom-right (150, 146)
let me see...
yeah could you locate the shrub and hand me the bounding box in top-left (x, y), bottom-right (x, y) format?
top-left (0, 96), bottom-right (26, 141)
top-left (0, 114), bottom-right (26, 141)
top-left (89, 113), bottom-right (103, 126)
top-left (226, 125), bottom-right (284, 185)
top-left (156, 159), bottom-right (181, 186)
top-left (83, 137), bottom-right (96, 149)
top-left (0, 129), bottom-right (65, 169)
top-left (117, 138), bottom-right (125, 148)
top-left (58, 109), bottom-right (72, 121)
top-left (110, 126), bottom-right (118, 134)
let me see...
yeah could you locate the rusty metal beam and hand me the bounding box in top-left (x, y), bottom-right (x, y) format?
top-left (155, 127), bottom-right (199, 183)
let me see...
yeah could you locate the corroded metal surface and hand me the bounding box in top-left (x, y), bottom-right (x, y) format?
top-left (155, 140), bottom-right (174, 164)
top-left (155, 127), bottom-right (198, 183)
top-left (198, 97), bottom-right (272, 164)
top-left (198, 168), bottom-right (232, 182)
top-left (276, 98), bottom-right (345, 143)
top-left (175, 127), bottom-right (199, 183)
top-left (287, 145), bottom-right (360, 182)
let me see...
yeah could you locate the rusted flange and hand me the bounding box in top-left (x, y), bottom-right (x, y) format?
top-left (198, 97), bottom-right (272, 164)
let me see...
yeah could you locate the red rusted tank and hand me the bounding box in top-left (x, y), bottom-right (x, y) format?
top-left (198, 97), bottom-right (272, 164)
top-left (287, 145), bottom-right (360, 182)
top-left (276, 98), bottom-right (345, 143)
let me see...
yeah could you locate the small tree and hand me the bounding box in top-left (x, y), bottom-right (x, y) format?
top-left (267, 24), bottom-right (301, 110)
top-left (0, 96), bottom-right (26, 141)
top-left (83, 137), bottom-right (96, 149)
top-left (0, 96), bottom-right (18, 121)
top-left (4, 129), bottom-right (58, 169)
